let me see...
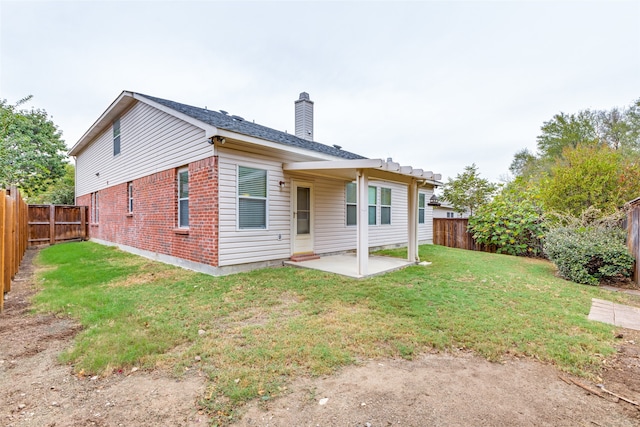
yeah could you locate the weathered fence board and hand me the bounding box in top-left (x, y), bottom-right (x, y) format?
top-left (629, 198), bottom-right (640, 285)
top-left (433, 218), bottom-right (495, 253)
top-left (28, 205), bottom-right (89, 247)
top-left (1, 186), bottom-right (28, 312)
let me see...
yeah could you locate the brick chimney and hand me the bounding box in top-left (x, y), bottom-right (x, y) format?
top-left (295, 92), bottom-right (313, 141)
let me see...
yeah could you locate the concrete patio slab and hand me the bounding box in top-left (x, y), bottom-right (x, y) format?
top-left (588, 298), bottom-right (640, 331)
top-left (284, 254), bottom-right (416, 278)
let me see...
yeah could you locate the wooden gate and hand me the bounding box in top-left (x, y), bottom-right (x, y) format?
top-left (28, 205), bottom-right (88, 247)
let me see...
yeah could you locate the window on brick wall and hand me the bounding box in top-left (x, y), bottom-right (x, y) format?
top-left (113, 118), bottom-right (121, 156)
top-left (178, 168), bottom-right (189, 228)
top-left (238, 166), bottom-right (267, 229)
top-left (127, 182), bottom-right (133, 213)
top-left (418, 193), bottom-right (425, 224)
top-left (91, 192), bottom-right (99, 223)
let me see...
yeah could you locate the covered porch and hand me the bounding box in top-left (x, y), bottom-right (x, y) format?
top-left (285, 253), bottom-right (415, 279)
top-left (283, 158), bottom-right (441, 278)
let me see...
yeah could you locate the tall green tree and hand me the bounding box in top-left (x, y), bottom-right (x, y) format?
top-left (0, 97), bottom-right (68, 197)
top-left (539, 144), bottom-right (640, 216)
top-left (441, 164), bottom-right (498, 216)
top-left (30, 163), bottom-right (75, 205)
top-left (536, 110), bottom-right (600, 159)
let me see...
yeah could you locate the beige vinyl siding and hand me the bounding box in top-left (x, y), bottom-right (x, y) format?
top-left (75, 101), bottom-right (212, 197)
top-left (218, 147), bottom-right (291, 266)
top-left (418, 188), bottom-right (434, 244)
top-left (314, 180), bottom-right (431, 253)
top-left (313, 178), bottom-right (357, 253)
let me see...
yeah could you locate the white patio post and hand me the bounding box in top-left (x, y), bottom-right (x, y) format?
top-left (357, 169), bottom-right (369, 276)
top-left (408, 179), bottom-right (419, 262)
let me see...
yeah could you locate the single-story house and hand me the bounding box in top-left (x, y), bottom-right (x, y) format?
top-left (69, 91), bottom-right (442, 277)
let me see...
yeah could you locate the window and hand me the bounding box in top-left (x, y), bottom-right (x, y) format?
top-left (127, 182), bottom-right (133, 213)
top-left (380, 187), bottom-right (391, 225)
top-left (238, 166), bottom-right (267, 229)
top-left (447, 211), bottom-right (455, 218)
top-left (346, 182), bottom-right (357, 226)
top-left (178, 168), bottom-right (189, 228)
top-left (418, 193), bottom-right (425, 224)
top-left (91, 192), bottom-right (99, 223)
top-left (113, 118), bottom-right (121, 156)
top-left (368, 186), bottom-right (377, 225)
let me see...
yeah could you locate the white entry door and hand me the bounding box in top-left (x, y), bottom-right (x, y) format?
top-left (292, 181), bottom-right (314, 254)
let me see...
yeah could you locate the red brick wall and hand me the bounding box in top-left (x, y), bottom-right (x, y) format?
top-left (77, 156), bottom-right (219, 267)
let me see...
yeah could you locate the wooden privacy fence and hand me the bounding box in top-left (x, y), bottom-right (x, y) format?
top-left (629, 198), bottom-right (640, 285)
top-left (433, 218), bottom-right (494, 253)
top-left (1, 186), bottom-right (28, 312)
top-left (28, 205), bottom-right (89, 247)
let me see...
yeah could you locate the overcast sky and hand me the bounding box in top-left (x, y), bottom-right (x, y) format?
top-left (1, 0), bottom-right (639, 183)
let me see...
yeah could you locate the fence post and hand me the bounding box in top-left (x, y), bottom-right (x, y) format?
top-left (49, 204), bottom-right (56, 245)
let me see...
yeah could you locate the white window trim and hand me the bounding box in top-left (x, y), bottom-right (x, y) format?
top-left (91, 191), bottom-right (99, 223)
top-left (113, 118), bottom-right (121, 156)
top-left (368, 185), bottom-right (377, 226)
top-left (345, 182), bottom-right (357, 227)
top-left (236, 164), bottom-right (269, 231)
top-left (127, 182), bottom-right (133, 214)
top-left (380, 187), bottom-right (391, 225)
top-left (177, 167), bottom-right (189, 228)
top-left (418, 193), bottom-right (425, 225)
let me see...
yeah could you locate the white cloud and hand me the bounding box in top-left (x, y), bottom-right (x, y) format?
top-left (1, 0), bottom-right (638, 183)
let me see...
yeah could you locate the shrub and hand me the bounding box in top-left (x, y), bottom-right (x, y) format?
top-left (543, 226), bottom-right (634, 285)
top-left (468, 191), bottom-right (546, 256)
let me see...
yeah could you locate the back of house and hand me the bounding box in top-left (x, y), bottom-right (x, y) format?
top-left (69, 91), bottom-right (441, 275)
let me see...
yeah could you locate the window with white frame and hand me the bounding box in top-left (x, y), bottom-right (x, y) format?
top-left (91, 191), bottom-right (99, 223)
top-left (238, 166), bottom-right (267, 229)
top-left (346, 182), bottom-right (357, 226)
top-left (178, 168), bottom-right (189, 228)
top-left (127, 182), bottom-right (133, 213)
top-left (418, 193), bottom-right (425, 224)
top-left (368, 186), bottom-right (377, 225)
top-left (113, 118), bottom-right (121, 156)
top-left (447, 211), bottom-right (455, 218)
top-left (380, 187), bottom-right (391, 225)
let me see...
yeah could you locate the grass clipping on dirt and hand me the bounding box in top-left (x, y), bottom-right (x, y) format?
top-left (33, 242), bottom-right (633, 421)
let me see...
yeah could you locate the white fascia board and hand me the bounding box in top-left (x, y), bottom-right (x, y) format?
top-left (133, 93), bottom-right (217, 138)
top-left (283, 158), bottom-right (384, 171)
top-left (217, 129), bottom-right (346, 161)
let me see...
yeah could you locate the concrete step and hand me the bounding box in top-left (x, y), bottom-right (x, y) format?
top-left (289, 253), bottom-right (320, 262)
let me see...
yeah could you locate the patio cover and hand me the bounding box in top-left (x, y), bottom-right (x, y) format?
top-left (283, 158), bottom-right (442, 277)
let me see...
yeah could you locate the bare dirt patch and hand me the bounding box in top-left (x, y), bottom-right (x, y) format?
top-left (0, 249), bottom-right (210, 427)
top-left (2, 248), bottom-right (640, 426)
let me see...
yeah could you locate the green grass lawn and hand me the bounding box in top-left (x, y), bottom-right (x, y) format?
top-left (32, 241), bottom-right (639, 423)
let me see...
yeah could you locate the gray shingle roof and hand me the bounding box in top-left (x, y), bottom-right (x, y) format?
top-left (139, 93), bottom-right (366, 160)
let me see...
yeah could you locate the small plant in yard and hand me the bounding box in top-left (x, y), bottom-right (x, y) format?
top-left (544, 226), bottom-right (634, 285)
top-left (34, 241), bottom-right (638, 425)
